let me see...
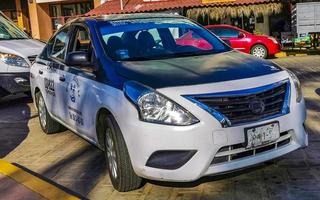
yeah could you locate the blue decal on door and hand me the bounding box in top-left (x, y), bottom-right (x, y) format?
top-left (68, 76), bottom-right (80, 103)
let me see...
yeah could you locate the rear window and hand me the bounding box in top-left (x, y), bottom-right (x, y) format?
top-left (98, 18), bottom-right (230, 61)
top-left (209, 28), bottom-right (239, 38)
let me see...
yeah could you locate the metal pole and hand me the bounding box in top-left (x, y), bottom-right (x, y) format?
top-left (120, 0), bottom-right (124, 10)
top-left (241, 14), bottom-right (244, 29)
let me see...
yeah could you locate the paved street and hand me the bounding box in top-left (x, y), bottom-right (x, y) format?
top-left (1, 55), bottom-right (320, 200)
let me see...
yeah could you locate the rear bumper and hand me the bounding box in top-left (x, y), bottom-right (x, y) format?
top-left (0, 73), bottom-right (30, 97)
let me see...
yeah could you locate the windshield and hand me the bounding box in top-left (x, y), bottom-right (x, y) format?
top-left (98, 18), bottom-right (230, 61)
top-left (0, 13), bottom-right (29, 40)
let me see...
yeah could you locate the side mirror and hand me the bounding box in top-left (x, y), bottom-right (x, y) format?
top-left (238, 32), bottom-right (246, 38)
top-left (66, 51), bottom-right (91, 67)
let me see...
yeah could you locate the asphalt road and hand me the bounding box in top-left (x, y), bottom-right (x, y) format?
top-left (1, 55), bottom-right (320, 200)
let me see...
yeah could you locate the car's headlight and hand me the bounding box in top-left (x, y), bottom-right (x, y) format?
top-left (0, 53), bottom-right (30, 68)
top-left (286, 69), bottom-right (302, 103)
top-left (124, 81), bottom-right (200, 126)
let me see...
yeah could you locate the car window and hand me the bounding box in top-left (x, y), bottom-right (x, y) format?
top-left (71, 26), bottom-right (91, 52)
top-left (39, 26), bottom-right (69, 60)
top-left (47, 27), bottom-right (69, 61)
top-left (101, 28), bottom-right (165, 60)
top-left (210, 28), bottom-right (239, 38)
top-left (209, 28), bottom-right (223, 37)
top-left (98, 18), bottom-right (229, 61)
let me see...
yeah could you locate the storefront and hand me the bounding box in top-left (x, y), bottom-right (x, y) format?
top-left (0, 0), bottom-right (30, 34)
top-left (185, 1), bottom-right (291, 38)
top-left (28, 0), bottom-right (104, 41)
top-left (88, 0), bottom-right (290, 39)
top-left (0, 0), bottom-right (104, 41)
top-left (49, 1), bottom-right (93, 31)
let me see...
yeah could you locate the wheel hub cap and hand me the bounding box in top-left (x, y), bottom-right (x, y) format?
top-left (38, 96), bottom-right (47, 128)
top-left (106, 129), bottom-right (118, 179)
top-left (252, 47), bottom-right (266, 58)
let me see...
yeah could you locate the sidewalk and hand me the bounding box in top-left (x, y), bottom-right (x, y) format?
top-left (0, 160), bottom-right (80, 200)
top-left (276, 48), bottom-right (320, 58)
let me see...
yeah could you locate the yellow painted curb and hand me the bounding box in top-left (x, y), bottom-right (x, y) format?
top-left (0, 160), bottom-right (80, 200)
top-left (295, 54), bottom-right (308, 57)
top-left (275, 52), bottom-right (287, 58)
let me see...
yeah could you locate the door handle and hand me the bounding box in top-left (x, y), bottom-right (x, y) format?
top-left (59, 76), bottom-right (66, 82)
top-left (46, 62), bottom-right (53, 68)
top-left (39, 70), bottom-right (43, 75)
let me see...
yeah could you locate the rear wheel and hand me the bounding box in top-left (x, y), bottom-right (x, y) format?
top-left (251, 44), bottom-right (268, 59)
top-left (102, 114), bottom-right (142, 192)
top-left (36, 92), bottom-right (63, 134)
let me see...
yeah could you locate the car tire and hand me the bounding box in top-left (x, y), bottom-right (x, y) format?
top-left (35, 92), bottom-right (62, 134)
top-left (103, 114), bottom-right (142, 192)
top-left (250, 44), bottom-right (268, 59)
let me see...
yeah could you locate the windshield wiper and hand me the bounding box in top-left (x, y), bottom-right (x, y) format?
top-left (173, 51), bottom-right (219, 57)
top-left (121, 55), bottom-right (173, 61)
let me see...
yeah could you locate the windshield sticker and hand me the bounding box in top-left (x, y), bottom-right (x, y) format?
top-left (44, 78), bottom-right (55, 96)
top-left (117, 49), bottom-right (129, 60)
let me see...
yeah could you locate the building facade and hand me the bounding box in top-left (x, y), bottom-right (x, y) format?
top-left (88, 0), bottom-right (291, 39)
top-left (0, 0), bottom-right (105, 41)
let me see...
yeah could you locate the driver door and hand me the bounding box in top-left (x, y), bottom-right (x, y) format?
top-left (62, 24), bottom-right (98, 141)
top-left (221, 28), bottom-right (248, 52)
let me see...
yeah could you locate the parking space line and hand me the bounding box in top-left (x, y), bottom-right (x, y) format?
top-left (0, 159), bottom-right (80, 200)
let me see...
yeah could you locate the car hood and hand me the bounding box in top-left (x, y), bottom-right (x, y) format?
top-left (0, 39), bottom-right (45, 58)
top-left (116, 51), bottom-right (282, 88)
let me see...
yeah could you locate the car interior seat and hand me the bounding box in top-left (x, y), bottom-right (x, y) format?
top-left (137, 31), bottom-right (156, 54)
top-left (106, 36), bottom-right (124, 60)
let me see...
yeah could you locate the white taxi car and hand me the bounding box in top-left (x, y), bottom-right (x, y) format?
top-left (30, 14), bottom-right (308, 192)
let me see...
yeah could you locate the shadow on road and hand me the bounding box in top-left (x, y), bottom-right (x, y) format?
top-left (40, 145), bottom-right (107, 197)
top-left (12, 163), bottom-right (86, 199)
top-left (148, 161), bottom-right (273, 188)
top-left (0, 95), bottom-right (33, 158)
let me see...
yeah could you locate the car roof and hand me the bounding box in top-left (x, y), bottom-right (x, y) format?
top-left (206, 24), bottom-right (238, 29)
top-left (71, 13), bottom-right (185, 24)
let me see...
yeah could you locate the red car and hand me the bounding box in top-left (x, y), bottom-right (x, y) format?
top-left (175, 31), bottom-right (213, 50)
top-left (205, 25), bottom-right (280, 58)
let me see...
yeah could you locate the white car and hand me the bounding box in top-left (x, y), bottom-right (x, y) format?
top-left (30, 14), bottom-right (308, 192)
top-left (0, 11), bottom-right (44, 98)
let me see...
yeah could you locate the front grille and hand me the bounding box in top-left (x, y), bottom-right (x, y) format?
top-left (190, 80), bottom-right (289, 126)
top-left (211, 131), bottom-right (292, 165)
top-left (28, 55), bottom-right (37, 64)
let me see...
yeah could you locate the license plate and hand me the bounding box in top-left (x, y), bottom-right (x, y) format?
top-left (245, 122), bottom-right (280, 149)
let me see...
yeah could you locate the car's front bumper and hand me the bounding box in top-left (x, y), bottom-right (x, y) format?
top-left (0, 73), bottom-right (30, 97)
top-left (121, 102), bottom-right (307, 182)
top-left (117, 72), bottom-right (308, 182)
top-left (268, 42), bottom-right (281, 55)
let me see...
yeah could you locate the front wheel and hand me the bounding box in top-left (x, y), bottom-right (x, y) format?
top-left (251, 44), bottom-right (268, 59)
top-left (103, 115), bottom-right (142, 192)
